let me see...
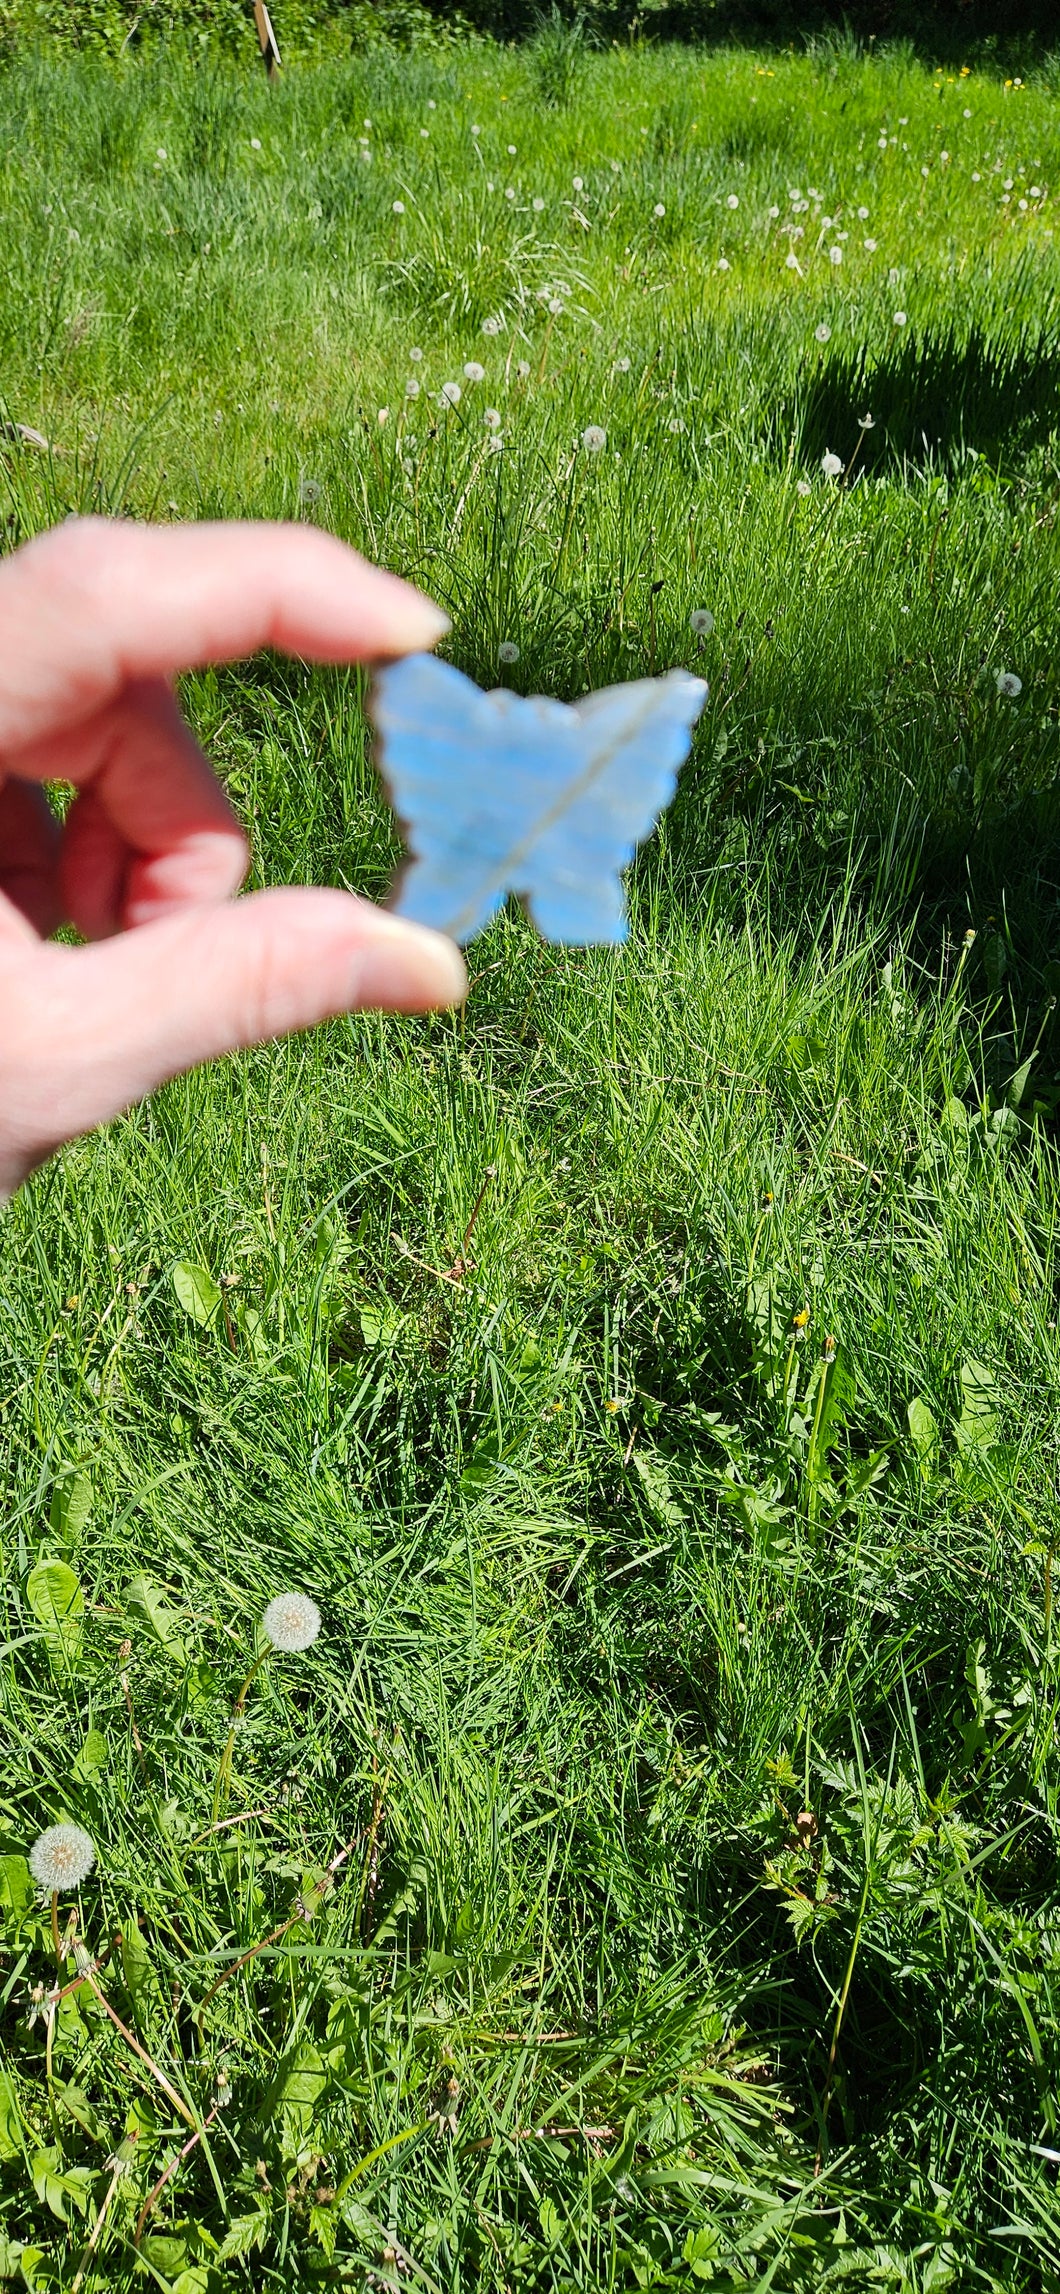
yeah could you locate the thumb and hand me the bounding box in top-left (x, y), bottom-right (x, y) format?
top-left (1, 891), bottom-right (466, 1189)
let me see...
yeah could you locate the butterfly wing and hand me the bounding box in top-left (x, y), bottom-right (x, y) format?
top-left (523, 671), bottom-right (708, 943)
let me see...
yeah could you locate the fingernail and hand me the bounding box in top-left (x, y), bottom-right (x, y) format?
top-left (391, 589), bottom-right (451, 651)
top-left (350, 913), bottom-right (466, 1010)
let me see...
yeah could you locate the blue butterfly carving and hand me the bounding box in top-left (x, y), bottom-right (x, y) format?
top-left (369, 652), bottom-right (708, 945)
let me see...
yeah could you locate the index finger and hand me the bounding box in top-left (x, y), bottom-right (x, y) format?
top-left (0, 517), bottom-right (450, 758)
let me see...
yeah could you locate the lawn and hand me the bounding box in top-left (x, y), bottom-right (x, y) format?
top-left (2, 24), bottom-right (1060, 2289)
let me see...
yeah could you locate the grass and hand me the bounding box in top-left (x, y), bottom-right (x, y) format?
top-left (2, 26), bottom-right (1060, 2290)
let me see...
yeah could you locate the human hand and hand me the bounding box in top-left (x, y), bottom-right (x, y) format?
top-left (0, 516), bottom-right (466, 1201)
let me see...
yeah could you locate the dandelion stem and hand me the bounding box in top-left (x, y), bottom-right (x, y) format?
top-left (71, 2137), bottom-right (136, 2291)
top-left (50, 1891), bottom-right (61, 1963)
top-left (133, 2109), bottom-right (215, 2249)
top-left (82, 1966), bottom-right (198, 2132)
top-left (211, 1649), bottom-right (269, 1823)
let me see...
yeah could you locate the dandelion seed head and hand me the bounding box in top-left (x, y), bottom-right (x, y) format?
top-left (785, 252), bottom-right (800, 270)
top-left (572, 175), bottom-right (583, 190)
top-left (30, 1825), bottom-right (95, 1892)
top-left (726, 193), bottom-right (739, 209)
top-left (463, 361), bottom-right (485, 382)
top-left (864, 236), bottom-right (878, 250)
top-left (484, 407), bottom-right (501, 428)
top-left (717, 257), bottom-right (731, 271)
top-left (858, 412), bottom-right (876, 429)
top-left (653, 202), bottom-right (665, 218)
top-left (815, 323), bottom-right (831, 343)
top-left (821, 450), bottom-right (844, 478)
top-left (829, 244), bottom-right (843, 265)
top-left (517, 360), bottom-right (531, 378)
top-left (409, 346), bottom-right (423, 361)
top-left (796, 477), bottom-right (812, 495)
top-left (893, 310), bottom-right (907, 326)
top-left (532, 196), bottom-right (545, 211)
top-left (481, 315), bottom-right (502, 336)
top-left (690, 609), bottom-right (714, 636)
top-left (996, 670), bottom-right (1022, 697)
top-left (262, 1592), bottom-right (321, 1653)
top-left (299, 478), bottom-right (321, 505)
top-left (581, 424), bottom-right (607, 452)
top-left (498, 640), bottom-right (520, 664)
top-left (392, 199), bottom-right (405, 214)
top-left (440, 380), bottom-right (462, 406)
top-left (857, 204), bottom-right (870, 219)
top-left (405, 376), bottom-right (420, 398)
top-left (250, 138), bottom-right (262, 151)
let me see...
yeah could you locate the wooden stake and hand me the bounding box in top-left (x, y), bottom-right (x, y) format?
top-left (253, 0), bottom-right (281, 79)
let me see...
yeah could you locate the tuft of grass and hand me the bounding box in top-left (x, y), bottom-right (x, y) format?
top-left (2, 31), bottom-right (1060, 2291)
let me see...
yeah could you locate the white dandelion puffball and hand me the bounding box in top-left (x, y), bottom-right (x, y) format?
top-left (405, 376), bottom-right (420, 399)
top-left (727, 193), bottom-right (739, 209)
top-left (30, 1824), bottom-right (95, 1891)
top-left (893, 310), bottom-right (907, 327)
top-left (785, 252), bottom-right (800, 270)
top-left (572, 175), bottom-right (583, 191)
top-left (409, 345), bottom-right (423, 362)
top-left (392, 200), bottom-right (405, 215)
top-left (821, 450), bottom-right (844, 478)
top-left (996, 670), bottom-right (1022, 698)
top-left (484, 407), bottom-right (501, 428)
top-left (263, 1591), bottom-right (321, 1653)
top-left (796, 477), bottom-right (812, 496)
top-left (858, 412), bottom-right (876, 429)
top-left (470, 123), bottom-right (481, 136)
top-left (463, 361), bottom-right (485, 383)
top-left (829, 245), bottom-right (843, 265)
top-left (717, 257), bottom-right (731, 272)
top-left (482, 315), bottom-right (502, 337)
top-left (614, 356), bottom-right (631, 373)
top-left (499, 640), bottom-right (520, 664)
top-left (532, 196), bottom-right (545, 212)
top-left (857, 205), bottom-right (870, 220)
top-left (864, 237), bottom-right (878, 251)
top-left (581, 424), bottom-right (607, 452)
top-left (440, 381), bottom-right (462, 406)
top-left (653, 202), bottom-right (666, 218)
top-left (508, 143), bottom-right (516, 155)
top-left (815, 323), bottom-right (831, 343)
top-left (250, 137), bottom-right (262, 151)
top-left (517, 360), bottom-right (531, 378)
top-left (690, 608), bottom-right (715, 637)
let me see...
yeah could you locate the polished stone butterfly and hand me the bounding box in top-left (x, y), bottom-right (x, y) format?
top-left (370, 652), bottom-right (707, 945)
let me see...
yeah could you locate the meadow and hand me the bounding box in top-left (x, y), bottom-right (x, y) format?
top-left (2, 22), bottom-right (1060, 2288)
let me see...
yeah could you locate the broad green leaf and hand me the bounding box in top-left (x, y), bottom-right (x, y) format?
top-left (31, 2147), bottom-right (92, 2221)
top-left (120, 1921), bottom-right (155, 2005)
top-left (124, 1573), bottom-right (189, 1665)
top-left (73, 1728), bottom-right (109, 1781)
top-left (173, 2273), bottom-right (213, 2294)
top-left (216, 2212), bottom-right (270, 2263)
top-left (0, 1855), bottom-right (31, 1925)
top-left (171, 1259), bottom-right (222, 1326)
top-left (630, 1448), bottom-right (685, 1526)
top-left (49, 1468), bottom-right (93, 1546)
top-left (0, 2069), bottom-right (21, 2161)
top-left (26, 1560), bottom-right (83, 1662)
top-left (907, 1395), bottom-right (939, 1460)
top-left (955, 1358), bottom-right (999, 1457)
top-left (53, 2083), bottom-right (104, 2142)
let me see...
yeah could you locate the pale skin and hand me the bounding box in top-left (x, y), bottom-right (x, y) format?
top-left (0, 517), bottom-right (467, 1202)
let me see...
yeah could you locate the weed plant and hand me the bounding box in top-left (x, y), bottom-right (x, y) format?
top-left (2, 33), bottom-right (1060, 2292)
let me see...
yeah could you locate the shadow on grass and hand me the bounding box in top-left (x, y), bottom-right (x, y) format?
top-left (777, 322), bottom-right (1060, 480)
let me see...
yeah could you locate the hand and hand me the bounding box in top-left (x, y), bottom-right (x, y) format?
top-left (0, 517), bottom-right (466, 1201)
